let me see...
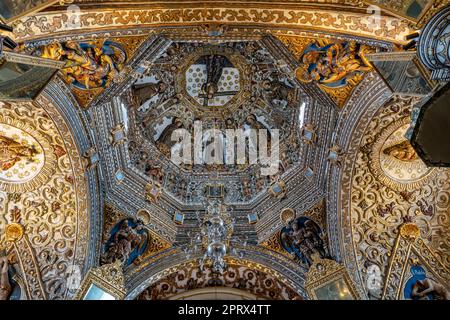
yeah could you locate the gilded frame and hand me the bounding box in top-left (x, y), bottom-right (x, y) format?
top-left (74, 261), bottom-right (126, 300)
top-left (305, 255), bottom-right (361, 300)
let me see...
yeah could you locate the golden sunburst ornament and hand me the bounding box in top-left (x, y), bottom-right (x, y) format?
top-left (5, 223), bottom-right (24, 242)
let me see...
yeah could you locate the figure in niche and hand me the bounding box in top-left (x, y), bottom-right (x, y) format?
top-left (383, 140), bottom-right (418, 161)
top-left (133, 82), bottom-right (167, 107)
top-left (156, 117), bottom-right (184, 157)
top-left (0, 250), bottom-right (11, 300)
top-left (244, 114), bottom-right (266, 131)
top-left (225, 118), bottom-right (236, 130)
top-left (297, 41), bottom-right (371, 88)
top-left (262, 77), bottom-right (295, 105)
top-left (241, 178), bottom-right (252, 200)
top-left (145, 163), bottom-right (164, 184)
top-left (101, 219), bottom-right (149, 266)
top-left (280, 217), bottom-right (328, 266)
top-left (404, 265), bottom-right (449, 300)
top-left (0, 135), bottom-right (39, 171)
top-left (244, 114), bottom-right (273, 154)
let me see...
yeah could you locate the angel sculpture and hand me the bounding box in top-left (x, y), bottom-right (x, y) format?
top-left (102, 219), bottom-right (148, 266)
top-left (297, 41), bottom-right (372, 88)
top-left (281, 218), bottom-right (327, 266)
top-left (38, 40), bottom-right (126, 90)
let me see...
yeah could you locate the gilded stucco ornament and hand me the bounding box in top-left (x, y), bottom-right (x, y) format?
top-left (5, 223), bottom-right (24, 243)
top-left (145, 182), bottom-right (162, 203)
top-left (336, 92), bottom-right (450, 300)
top-left (399, 223), bottom-right (421, 240)
top-left (294, 40), bottom-right (374, 106)
top-left (305, 254), bottom-right (361, 300)
top-left (382, 223), bottom-right (449, 300)
top-left (11, 5), bottom-right (414, 43)
top-left (280, 208), bottom-right (296, 226)
top-left (24, 36), bottom-right (148, 107)
top-left (0, 114), bottom-right (57, 193)
top-left (366, 116), bottom-right (436, 192)
top-left (0, 95), bottom-right (90, 300)
top-left (75, 260), bottom-right (126, 300)
top-left (136, 257), bottom-right (302, 300)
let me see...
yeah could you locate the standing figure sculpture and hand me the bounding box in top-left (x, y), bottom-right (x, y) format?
top-left (0, 250), bottom-right (11, 300)
top-left (201, 55), bottom-right (227, 101)
top-left (0, 135), bottom-right (38, 171)
top-left (133, 82), bottom-right (168, 107)
top-left (156, 117), bottom-right (184, 156)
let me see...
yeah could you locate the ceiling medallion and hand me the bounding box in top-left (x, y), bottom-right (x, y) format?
top-left (176, 45), bottom-right (250, 115)
top-left (0, 115), bottom-right (56, 193)
top-left (369, 117), bottom-right (436, 192)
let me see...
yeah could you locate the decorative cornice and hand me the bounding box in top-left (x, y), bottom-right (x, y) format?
top-left (11, 6), bottom-right (414, 43)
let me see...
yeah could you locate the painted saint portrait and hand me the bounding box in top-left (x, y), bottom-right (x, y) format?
top-left (101, 218), bottom-right (149, 266)
top-left (280, 217), bottom-right (328, 266)
top-left (0, 124), bottom-right (45, 184)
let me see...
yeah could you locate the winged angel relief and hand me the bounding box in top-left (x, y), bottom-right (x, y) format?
top-left (280, 217), bottom-right (329, 267)
top-left (101, 218), bottom-right (149, 266)
top-left (296, 41), bottom-right (372, 89)
top-left (35, 40), bottom-right (127, 90)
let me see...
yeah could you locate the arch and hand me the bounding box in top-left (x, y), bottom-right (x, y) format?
top-left (167, 287), bottom-right (263, 300)
top-left (124, 247), bottom-right (308, 300)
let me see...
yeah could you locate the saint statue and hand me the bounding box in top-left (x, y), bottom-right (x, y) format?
top-left (156, 117), bottom-right (184, 155)
top-left (133, 82), bottom-right (167, 107)
top-left (201, 55), bottom-right (227, 101)
top-left (0, 250), bottom-right (12, 300)
top-left (0, 134), bottom-right (38, 171)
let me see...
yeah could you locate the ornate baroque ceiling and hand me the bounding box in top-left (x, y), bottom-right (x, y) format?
top-left (0, 0), bottom-right (449, 301)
